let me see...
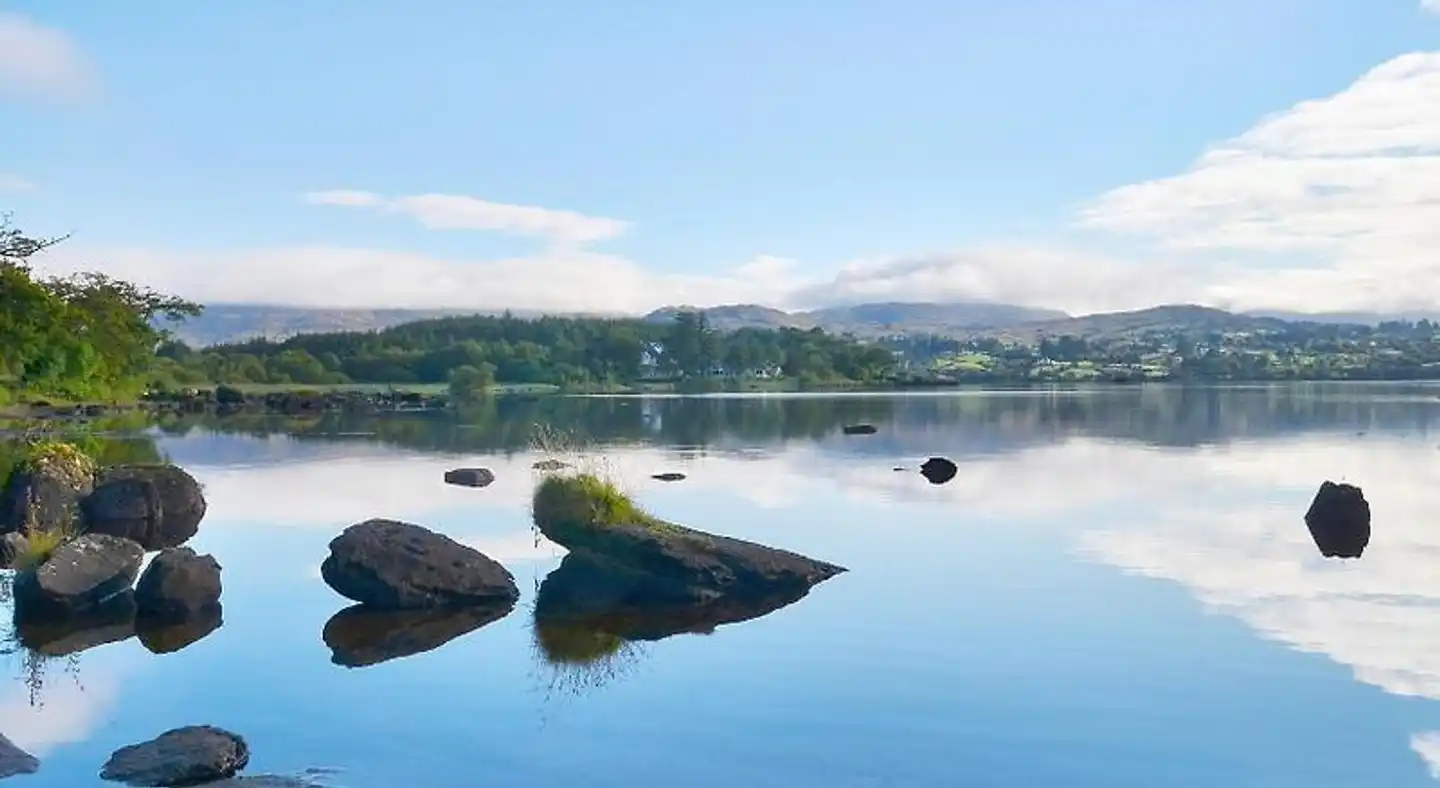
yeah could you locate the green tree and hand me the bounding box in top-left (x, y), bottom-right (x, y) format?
top-left (449, 362), bottom-right (497, 401)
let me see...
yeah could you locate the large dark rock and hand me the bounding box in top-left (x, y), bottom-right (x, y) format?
top-left (15, 591), bottom-right (137, 657)
top-left (443, 468), bottom-right (495, 488)
top-left (920, 456), bottom-right (958, 485)
top-left (13, 534), bottom-right (144, 618)
top-left (82, 465), bottom-right (207, 550)
top-left (135, 547), bottom-right (222, 619)
top-left (100, 726), bottom-right (249, 786)
top-left (0, 461), bottom-right (94, 536)
top-left (0, 733), bottom-right (38, 779)
top-left (1305, 480), bottom-right (1371, 558)
top-left (323, 600), bottom-right (514, 668)
top-left (136, 606), bottom-right (223, 655)
top-left (533, 477), bottom-right (845, 606)
top-left (320, 519), bottom-right (520, 609)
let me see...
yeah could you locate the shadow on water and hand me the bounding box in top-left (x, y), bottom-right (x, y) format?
top-left (322, 601), bottom-right (515, 668)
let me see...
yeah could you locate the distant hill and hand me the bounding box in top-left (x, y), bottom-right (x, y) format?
top-left (642, 304), bottom-right (812, 332)
top-left (1243, 309), bottom-right (1440, 326)
top-left (966, 304), bottom-right (1285, 343)
top-left (164, 304), bottom-right (605, 346)
top-left (643, 300), bottom-right (1067, 337)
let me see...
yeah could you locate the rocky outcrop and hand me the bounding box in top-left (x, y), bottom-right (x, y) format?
top-left (100, 726), bottom-right (249, 786)
top-left (323, 601), bottom-right (514, 668)
top-left (136, 606), bottom-right (223, 655)
top-left (82, 465), bottom-right (207, 550)
top-left (532, 474), bottom-right (845, 607)
top-left (0, 733), bottom-right (38, 779)
top-left (13, 534), bottom-right (144, 618)
top-left (320, 519), bottom-right (520, 609)
top-left (135, 547), bottom-right (222, 619)
top-left (1305, 480), bottom-right (1371, 558)
top-left (920, 456), bottom-right (957, 485)
top-left (15, 591), bottom-right (137, 657)
top-left (443, 468), bottom-right (495, 488)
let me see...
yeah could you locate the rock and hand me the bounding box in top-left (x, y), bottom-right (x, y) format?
top-left (0, 533), bottom-right (27, 569)
top-left (15, 590), bottom-right (137, 657)
top-left (920, 457), bottom-right (957, 485)
top-left (136, 606), bottom-right (223, 655)
top-left (323, 600), bottom-right (514, 668)
top-left (320, 519), bottom-right (520, 609)
top-left (135, 547), bottom-right (222, 619)
top-left (650, 472), bottom-right (686, 482)
top-left (443, 468), bottom-right (495, 488)
top-left (81, 465), bottom-right (208, 550)
top-left (0, 455), bottom-right (94, 536)
top-left (532, 474), bottom-right (845, 606)
top-left (532, 459), bottom-right (569, 471)
top-left (1305, 480), bottom-right (1371, 558)
top-left (841, 424), bottom-right (878, 435)
top-left (533, 551), bottom-right (818, 666)
top-left (101, 726), bottom-right (250, 786)
top-left (13, 534), bottom-right (144, 618)
top-left (0, 733), bottom-right (38, 779)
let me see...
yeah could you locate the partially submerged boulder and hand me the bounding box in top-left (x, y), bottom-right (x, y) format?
top-left (100, 726), bottom-right (249, 787)
top-left (13, 533), bottom-right (144, 618)
top-left (0, 441), bottom-right (95, 536)
top-left (320, 519), bottom-right (520, 609)
top-left (135, 547), bottom-right (222, 619)
top-left (920, 457), bottom-right (957, 485)
top-left (443, 468), bottom-right (495, 488)
top-left (1305, 480), bottom-right (1371, 558)
top-left (323, 600), bottom-right (514, 668)
top-left (532, 473), bottom-right (845, 605)
top-left (0, 733), bottom-right (39, 779)
top-left (81, 465), bottom-right (208, 550)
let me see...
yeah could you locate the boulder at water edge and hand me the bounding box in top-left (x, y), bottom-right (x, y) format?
top-left (1304, 480), bottom-right (1371, 558)
top-left (0, 450), bottom-right (94, 536)
top-left (443, 468), bottom-right (495, 488)
top-left (0, 733), bottom-right (38, 779)
top-left (82, 465), bottom-right (208, 550)
top-left (13, 534), bottom-right (144, 618)
top-left (320, 519), bottom-right (520, 609)
top-left (135, 547), bottom-right (222, 619)
top-left (100, 726), bottom-right (249, 787)
top-left (532, 474), bottom-right (846, 605)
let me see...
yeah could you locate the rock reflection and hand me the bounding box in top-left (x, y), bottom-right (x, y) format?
top-left (135, 606), bottom-right (224, 655)
top-left (15, 591), bottom-right (137, 658)
top-left (322, 601), bottom-right (514, 668)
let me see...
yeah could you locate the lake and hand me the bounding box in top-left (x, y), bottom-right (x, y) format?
top-left (5, 383), bottom-right (1440, 787)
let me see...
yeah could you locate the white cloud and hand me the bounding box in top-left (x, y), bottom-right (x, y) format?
top-left (0, 173), bottom-right (33, 192)
top-left (302, 190), bottom-right (630, 246)
top-left (0, 13), bottom-right (94, 100)
top-left (0, 666), bottom-right (123, 756)
top-left (1424, 0), bottom-right (1440, 16)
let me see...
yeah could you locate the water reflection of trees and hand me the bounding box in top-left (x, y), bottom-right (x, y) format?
top-left (156, 384), bottom-right (1440, 459)
top-left (0, 576), bottom-right (83, 709)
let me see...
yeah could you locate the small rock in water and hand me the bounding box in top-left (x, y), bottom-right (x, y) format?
top-left (1304, 480), bottom-right (1371, 559)
top-left (532, 459), bottom-right (569, 471)
top-left (651, 472), bottom-right (686, 482)
top-left (443, 468), bottom-right (495, 488)
top-left (842, 424), bottom-right (878, 436)
top-left (135, 547), bottom-right (223, 619)
top-left (0, 733), bottom-right (39, 779)
top-left (100, 725), bottom-right (250, 786)
top-left (920, 457), bottom-right (958, 485)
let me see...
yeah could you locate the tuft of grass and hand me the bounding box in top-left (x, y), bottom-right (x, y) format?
top-left (12, 527), bottom-right (71, 571)
top-left (532, 473), bottom-right (660, 531)
top-left (18, 438), bottom-right (96, 488)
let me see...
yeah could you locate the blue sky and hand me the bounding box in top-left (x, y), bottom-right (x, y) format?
top-left (3, 1), bottom-right (1439, 314)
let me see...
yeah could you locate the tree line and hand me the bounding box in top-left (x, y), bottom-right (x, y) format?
top-left (152, 308), bottom-right (899, 390)
top-left (0, 216), bottom-right (201, 406)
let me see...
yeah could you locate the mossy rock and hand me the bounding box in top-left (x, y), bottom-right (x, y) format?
top-left (0, 439), bottom-right (96, 536)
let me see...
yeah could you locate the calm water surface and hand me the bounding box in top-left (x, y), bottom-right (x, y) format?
top-left (7, 384), bottom-right (1440, 787)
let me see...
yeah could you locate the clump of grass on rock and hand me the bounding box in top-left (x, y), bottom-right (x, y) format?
top-left (532, 473), bottom-right (660, 533)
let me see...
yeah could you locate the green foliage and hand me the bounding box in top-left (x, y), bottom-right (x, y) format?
top-left (532, 473), bottom-right (657, 531)
top-left (12, 527), bottom-right (70, 570)
top-left (448, 362), bottom-right (496, 402)
top-left (0, 215), bottom-right (203, 403)
top-left (161, 309), bottom-right (897, 388)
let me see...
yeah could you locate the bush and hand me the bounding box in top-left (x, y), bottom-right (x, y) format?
top-left (215, 384), bottom-right (245, 405)
top-left (532, 473), bottom-right (652, 531)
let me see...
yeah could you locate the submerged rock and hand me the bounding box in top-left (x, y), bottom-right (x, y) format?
top-left (0, 733), bottom-right (39, 779)
top-left (320, 519), bottom-right (520, 609)
top-left (920, 457), bottom-right (957, 485)
top-left (323, 600), bottom-right (514, 668)
top-left (1305, 480), bottom-right (1371, 558)
top-left (13, 533), bottom-right (144, 617)
top-left (100, 726), bottom-right (250, 787)
top-left (136, 605), bottom-right (223, 655)
top-left (532, 474), bottom-right (845, 606)
top-left (841, 424), bottom-right (878, 435)
top-left (81, 465), bottom-right (208, 550)
top-left (15, 591), bottom-right (137, 657)
top-left (443, 468), bottom-right (495, 488)
top-left (135, 547), bottom-right (222, 619)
